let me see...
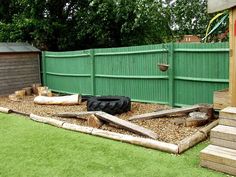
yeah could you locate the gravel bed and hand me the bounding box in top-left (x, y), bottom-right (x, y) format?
top-left (0, 96), bottom-right (201, 144)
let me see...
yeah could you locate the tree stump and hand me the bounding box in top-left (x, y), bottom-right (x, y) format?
top-left (87, 115), bottom-right (104, 128)
top-left (185, 112), bottom-right (209, 127)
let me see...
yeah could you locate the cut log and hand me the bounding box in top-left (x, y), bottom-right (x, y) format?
top-left (185, 112), bottom-right (209, 127)
top-left (61, 122), bottom-right (178, 153)
top-left (34, 94), bottom-right (82, 105)
top-left (95, 112), bottom-right (158, 139)
top-left (0, 107), bottom-right (12, 113)
top-left (128, 105), bottom-right (201, 121)
top-left (91, 128), bottom-right (178, 154)
top-left (15, 90), bottom-right (26, 98)
top-left (178, 120), bottom-right (219, 153)
top-left (87, 114), bottom-right (104, 128)
top-left (32, 83), bottom-right (42, 95)
top-left (30, 114), bottom-right (64, 127)
top-left (8, 94), bottom-right (21, 102)
top-left (55, 111), bottom-right (102, 118)
top-left (22, 87), bottom-right (32, 96)
top-left (37, 86), bottom-right (52, 97)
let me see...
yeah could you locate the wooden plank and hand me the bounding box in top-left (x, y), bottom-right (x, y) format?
top-left (200, 145), bottom-right (236, 168)
top-left (211, 125), bottom-right (236, 142)
top-left (128, 105), bottom-right (201, 121)
top-left (95, 112), bottom-right (159, 139)
top-left (55, 111), bottom-right (102, 118)
top-left (200, 160), bottom-right (236, 176)
top-left (211, 138), bottom-right (236, 150)
top-left (229, 7), bottom-right (236, 106)
top-left (220, 118), bottom-right (236, 127)
top-left (208, 0), bottom-right (236, 13)
top-left (220, 107), bottom-right (236, 119)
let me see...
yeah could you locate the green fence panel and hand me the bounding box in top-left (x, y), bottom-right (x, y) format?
top-left (94, 44), bottom-right (169, 104)
top-left (173, 43), bottom-right (229, 106)
top-left (43, 50), bottom-right (92, 95)
top-left (42, 42), bottom-right (229, 106)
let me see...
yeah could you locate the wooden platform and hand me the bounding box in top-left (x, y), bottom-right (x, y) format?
top-left (200, 145), bottom-right (236, 175)
top-left (213, 89), bottom-right (230, 110)
top-left (200, 107), bottom-right (236, 176)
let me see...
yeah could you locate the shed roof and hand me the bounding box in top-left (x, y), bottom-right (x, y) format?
top-left (0, 43), bottom-right (40, 53)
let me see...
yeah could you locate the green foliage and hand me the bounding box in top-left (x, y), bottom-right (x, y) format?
top-left (0, 113), bottom-right (226, 177)
top-left (0, 0), bottom-right (226, 50)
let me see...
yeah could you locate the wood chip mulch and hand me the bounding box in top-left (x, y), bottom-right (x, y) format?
top-left (0, 96), bottom-right (203, 144)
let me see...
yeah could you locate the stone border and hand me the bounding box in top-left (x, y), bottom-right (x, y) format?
top-left (0, 106), bottom-right (218, 154)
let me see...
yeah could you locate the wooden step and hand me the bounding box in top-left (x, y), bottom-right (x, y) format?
top-left (211, 125), bottom-right (236, 142)
top-left (210, 125), bottom-right (236, 150)
top-left (219, 118), bottom-right (236, 127)
top-left (200, 145), bottom-right (236, 176)
top-left (220, 107), bottom-right (236, 119)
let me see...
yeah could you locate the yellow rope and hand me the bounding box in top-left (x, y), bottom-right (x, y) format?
top-left (204, 13), bottom-right (224, 43)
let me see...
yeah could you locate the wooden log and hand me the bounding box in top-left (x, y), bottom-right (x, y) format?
top-left (30, 114), bottom-right (64, 127)
top-left (15, 90), bottom-right (26, 98)
top-left (178, 120), bottom-right (219, 153)
top-left (91, 129), bottom-right (179, 154)
top-left (8, 94), bottom-right (21, 102)
top-left (55, 111), bottom-right (102, 118)
top-left (87, 114), bottom-right (104, 128)
top-left (22, 87), bottom-right (32, 96)
top-left (37, 86), bottom-right (52, 97)
top-left (0, 107), bottom-right (12, 113)
top-left (34, 94), bottom-right (82, 105)
top-left (32, 83), bottom-right (42, 95)
top-left (128, 105), bottom-right (201, 121)
top-left (62, 123), bottom-right (94, 134)
top-left (185, 112), bottom-right (209, 127)
top-left (95, 112), bottom-right (159, 139)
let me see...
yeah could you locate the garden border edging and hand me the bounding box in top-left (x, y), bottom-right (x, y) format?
top-left (0, 106), bottom-right (218, 154)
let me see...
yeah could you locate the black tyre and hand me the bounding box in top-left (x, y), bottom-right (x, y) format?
top-left (87, 96), bottom-right (131, 115)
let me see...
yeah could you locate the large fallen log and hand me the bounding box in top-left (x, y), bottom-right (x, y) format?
top-left (34, 94), bottom-right (82, 105)
top-left (91, 129), bottom-right (178, 154)
top-left (0, 107), bottom-right (12, 113)
top-left (178, 119), bottom-right (219, 153)
top-left (95, 112), bottom-right (158, 139)
top-left (30, 114), bottom-right (65, 127)
top-left (128, 105), bottom-right (202, 121)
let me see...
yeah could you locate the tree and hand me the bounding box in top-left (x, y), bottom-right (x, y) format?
top-left (166, 0), bottom-right (215, 38)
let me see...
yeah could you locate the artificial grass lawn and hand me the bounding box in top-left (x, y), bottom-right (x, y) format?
top-left (0, 113), bottom-right (227, 177)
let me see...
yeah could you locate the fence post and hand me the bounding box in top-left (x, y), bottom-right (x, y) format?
top-left (168, 43), bottom-right (174, 107)
top-left (90, 49), bottom-right (96, 96)
top-left (41, 51), bottom-right (47, 86)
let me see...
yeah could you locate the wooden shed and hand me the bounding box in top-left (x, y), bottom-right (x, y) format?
top-left (0, 43), bottom-right (41, 95)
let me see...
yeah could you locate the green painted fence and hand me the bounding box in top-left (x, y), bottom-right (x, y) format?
top-left (42, 42), bottom-right (229, 107)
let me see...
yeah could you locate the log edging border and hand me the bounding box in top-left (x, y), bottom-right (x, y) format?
top-left (0, 106), bottom-right (218, 154)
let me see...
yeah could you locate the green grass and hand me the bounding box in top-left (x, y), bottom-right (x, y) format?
top-left (0, 113), bottom-right (227, 177)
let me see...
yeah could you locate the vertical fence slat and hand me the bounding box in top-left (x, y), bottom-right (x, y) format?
top-left (90, 49), bottom-right (95, 96)
top-left (42, 51), bottom-right (47, 86)
top-left (168, 43), bottom-right (174, 107)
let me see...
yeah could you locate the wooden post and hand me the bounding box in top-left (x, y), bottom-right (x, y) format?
top-left (229, 7), bottom-right (236, 106)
